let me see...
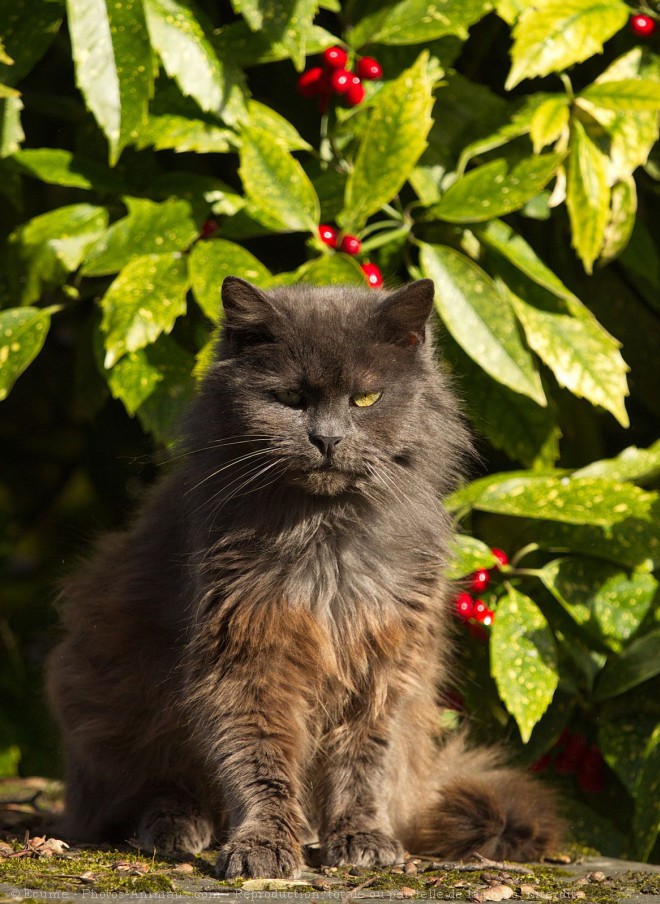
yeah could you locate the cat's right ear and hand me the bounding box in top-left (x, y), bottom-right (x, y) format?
top-left (221, 277), bottom-right (277, 352)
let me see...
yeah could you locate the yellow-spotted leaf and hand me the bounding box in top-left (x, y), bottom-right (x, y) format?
top-left (101, 252), bottom-right (189, 367)
top-left (580, 79), bottom-right (660, 111)
top-left (530, 95), bottom-right (570, 153)
top-left (105, 348), bottom-right (163, 415)
top-left (419, 243), bottom-right (546, 406)
top-left (350, 0), bottom-right (492, 47)
top-left (189, 239), bottom-right (271, 322)
top-left (566, 120), bottom-right (610, 273)
top-left (506, 0), bottom-right (629, 90)
top-left (231, 0), bottom-right (319, 70)
top-left (491, 587), bottom-right (559, 742)
top-left (295, 254), bottom-right (365, 286)
top-left (341, 52), bottom-right (434, 233)
top-left (0, 306), bottom-right (59, 400)
top-left (239, 125), bottom-right (319, 233)
top-left (447, 536), bottom-right (499, 579)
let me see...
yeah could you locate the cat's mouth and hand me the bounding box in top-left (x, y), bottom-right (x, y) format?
top-left (290, 463), bottom-right (357, 496)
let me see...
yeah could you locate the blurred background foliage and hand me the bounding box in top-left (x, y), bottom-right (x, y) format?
top-left (0, 0), bottom-right (659, 862)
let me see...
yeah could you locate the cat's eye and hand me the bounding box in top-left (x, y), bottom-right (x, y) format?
top-left (351, 391), bottom-right (383, 408)
top-left (274, 389), bottom-right (304, 407)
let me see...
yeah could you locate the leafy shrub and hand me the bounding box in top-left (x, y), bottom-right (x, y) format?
top-left (1, 0), bottom-right (659, 862)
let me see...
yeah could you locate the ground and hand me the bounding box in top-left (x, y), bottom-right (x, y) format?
top-left (1, 779), bottom-right (658, 904)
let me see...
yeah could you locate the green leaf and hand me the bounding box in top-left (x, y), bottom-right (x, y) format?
top-left (531, 518), bottom-right (660, 573)
top-left (594, 630), bottom-right (660, 701)
top-left (231, 0), bottom-right (319, 70)
top-left (506, 290), bottom-right (630, 427)
top-left (419, 243), bottom-right (547, 405)
top-left (67, 0), bottom-right (153, 164)
top-left (144, 0), bottom-right (244, 124)
top-left (565, 119), bottom-right (610, 273)
top-left (449, 472), bottom-right (658, 526)
top-left (530, 95), bottom-right (569, 153)
top-left (0, 306), bottom-right (58, 401)
top-left (82, 197), bottom-right (198, 276)
top-left (189, 239), bottom-right (271, 322)
top-left (539, 557), bottom-right (657, 649)
top-left (633, 725), bottom-right (660, 861)
top-left (506, 0), bottom-right (629, 90)
top-left (0, 0), bottom-right (62, 87)
top-left (429, 153), bottom-right (562, 223)
top-left (0, 96), bottom-right (24, 157)
top-left (600, 175), bottom-right (636, 265)
top-left (491, 586), bottom-right (559, 742)
top-left (101, 252), bottom-right (189, 367)
top-left (9, 148), bottom-right (123, 192)
top-left (443, 336), bottom-right (561, 468)
top-left (446, 535), bottom-right (498, 579)
top-left (245, 100), bottom-right (311, 151)
top-left (580, 79), bottom-right (660, 112)
top-left (574, 439), bottom-right (660, 484)
top-left (9, 204), bottom-right (109, 305)
top-left (295, 254), bottom-right (366, 286)
top-left (599, 715), bottom-right (659, 796)
top-left (350, 0), bottom-right (492, 47)
top-left (135, 336), bottom-right (196, 445)
top-left (213, 20), bottom-right (334, 68)
top-left (341, 52), bottom-right (435, 233)
top-left (136, 114), bottom-right (237, 154)
top-left (105, 348), bottom-right (163, 415)
top-left (239, 125), bottom-right (319, 233)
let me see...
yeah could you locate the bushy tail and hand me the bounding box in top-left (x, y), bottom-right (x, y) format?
top-left (410, 734), bottom-right (564, 862)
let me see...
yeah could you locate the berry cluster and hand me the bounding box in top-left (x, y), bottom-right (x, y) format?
top-left (297, 46), bottom-right (383, 112)
top-left (532, 731), bottom-right (605, 794)
top-left (454, 548), bottom-right (508, 630)
top-left (629, 12), bottom-right (656, 36)
top-left (318, 224), bottom-right (383, 288)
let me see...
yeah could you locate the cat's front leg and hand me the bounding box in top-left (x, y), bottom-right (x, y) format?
top-left (318, 702), bottom-right (403, 868)
top-left (187, 606), bottom-right (322, 879)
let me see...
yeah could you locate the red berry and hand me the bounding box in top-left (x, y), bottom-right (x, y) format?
top-left (323, 45), bottom-right (348, 69)
top-left (345, 76), bottom-right (365, 107)
top-left (361, 262), bottom-right (383, 288)
top-left (319, 224), bottom-right (338, 248)
top-left (297, 67), bottom-right (324, 97)
top-left (471, 569), bottom-right (491, 592)
top-left (473, 601), bottom-right (495, 626)
top-left (630, 13), bottom-right (656, 36)
top-left (491, 548), bottom-right (509, 567)
top-left (200, 219), bottom-right (218, 239)
top-left (340, 234), bottom-right (361, 255)
top-left (554, 732), bottom-right (586, 775)
top-left (577, 745), bottom-right (605, 794)
top-left (330, 68), bottom-right (352, 94)
top-left (357, 56), bottom-right (383, 80)
top-left (455, 592), bottom-right (474, 620)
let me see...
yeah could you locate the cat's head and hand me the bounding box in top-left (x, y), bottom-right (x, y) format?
top-left (196, 277), bottom-right (463, 499)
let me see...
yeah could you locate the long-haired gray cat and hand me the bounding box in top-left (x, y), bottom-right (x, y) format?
top-left (47, 277), bottom-right (562, 877)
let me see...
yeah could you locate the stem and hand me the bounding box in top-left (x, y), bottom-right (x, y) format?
top-left (511, 542), bottom-right (540, 568)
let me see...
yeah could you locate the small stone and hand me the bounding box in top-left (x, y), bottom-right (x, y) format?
top-left (404, 859), bottom-right (418, 875)
top-left (586, 871), bottom-right (606, 883)
top-left (173, 862), bottom-right (194, 873)
top-left (313, 879), bottom-right (332, 891)
top-left (471, 884), bottom-right (514, 902)
top-left (400, 886), bottom-right (417, 898)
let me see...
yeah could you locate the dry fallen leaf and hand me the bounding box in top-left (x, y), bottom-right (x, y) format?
top-left (400, 887), bottom-right (417, 898)
top-left (172, 862), bottom-right (194, 874)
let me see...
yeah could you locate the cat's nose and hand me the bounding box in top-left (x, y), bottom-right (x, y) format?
top-left (309, 433), bottom-right (343, 458)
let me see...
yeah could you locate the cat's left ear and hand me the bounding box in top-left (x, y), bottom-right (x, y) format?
top-left (376, 279), bottom-right (435, 347)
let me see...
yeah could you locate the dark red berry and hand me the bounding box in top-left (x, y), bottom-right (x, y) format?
top-left (361, 262), bottom-right (383, 288)
top-left (340, 234), bottom-right (361, 255)
top-left (577, 745), bottom-right (605, 794)
top-left (297, 67), bottom-right (324, 97)
top-left (200, 219), bottom-right (218, 239)
top-left (455, 592), bottom-right (474, 620)
top-left (319, 224), bottom-right (338, 248)
top-left (491, 548), bottom-right (509, 567)
top-left (468, 622), bottom-right (489, 642)
top-left (554, 732), bottom-right (586, 775)
top-left (530, 753), bottom-right (551, 773)
top-left (330, 68), bottom-right (352, 94)
top-left (630, 13), bottom-right (656, 36)
top-left (356, 56), bottom-right (383, 80)
top-left (471, 569), bottom-right (491, 592)
top-left (345, 76), bottom-right (365, 107)
top-left (323, 45), bottom-right (348, 69)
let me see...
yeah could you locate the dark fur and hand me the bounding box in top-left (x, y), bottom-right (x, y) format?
top-left (47, 278), bottom-right (562, 876)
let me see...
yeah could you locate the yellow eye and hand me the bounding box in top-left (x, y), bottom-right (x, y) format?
top-left (274, 390), bottom-right (304, 406)
top-left (351, 391), bottom-right (382, 408)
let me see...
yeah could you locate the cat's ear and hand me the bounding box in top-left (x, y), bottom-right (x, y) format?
top-left (221, 277), bottom-right (278, 351)
top-left (376, 279), bottom-right (435, 347)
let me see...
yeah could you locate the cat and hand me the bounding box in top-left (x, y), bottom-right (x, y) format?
top-left (47, 277), bottom-right (562, 878)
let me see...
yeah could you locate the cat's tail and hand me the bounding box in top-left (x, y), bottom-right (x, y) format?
top-left (408, 733), bottom-right (564, 862)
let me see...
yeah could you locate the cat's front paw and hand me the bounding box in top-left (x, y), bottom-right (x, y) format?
top-left (322, 829), bottom-right (403, 868)
top-left (216, 836), bottom-right (302, 879)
